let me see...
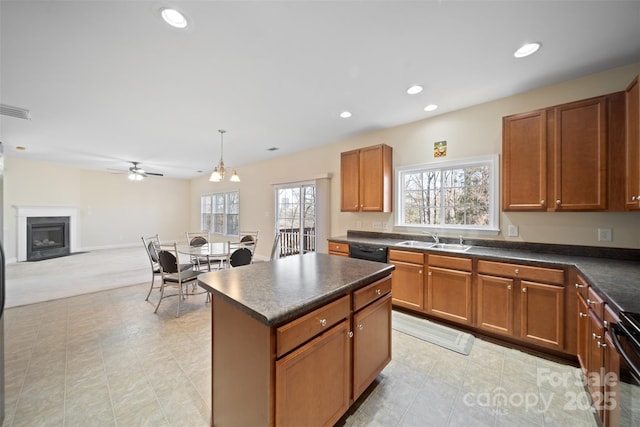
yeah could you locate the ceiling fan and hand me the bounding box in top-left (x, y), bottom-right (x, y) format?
top-left (125, 161), bottom-right (164, 181)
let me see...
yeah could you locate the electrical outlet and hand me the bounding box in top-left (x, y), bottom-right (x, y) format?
top-left (356, 220), bottom-right (362, 229)
top-left (372, 222), bottom-right (381, 229)
top-left (382, 222), bottom-right (388, 230)
top-left (597, 228), bottom-right (612, 242)
top-left (507, 225), bottom-right (519, 237)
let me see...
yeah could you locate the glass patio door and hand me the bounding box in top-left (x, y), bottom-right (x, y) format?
top-left (275, 184), bottom-right (316, 257)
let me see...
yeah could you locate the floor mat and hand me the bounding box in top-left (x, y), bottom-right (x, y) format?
top-left (392, 310), bottom-right (474, 355)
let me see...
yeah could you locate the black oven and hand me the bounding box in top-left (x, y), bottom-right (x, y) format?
top-left (610, 312), bottom-right (640, 426)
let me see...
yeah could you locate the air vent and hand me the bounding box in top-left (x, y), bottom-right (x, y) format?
top-left (0, 104), bottom-right (31, 120)
top-left (267, 147), bottom-right (279, 151)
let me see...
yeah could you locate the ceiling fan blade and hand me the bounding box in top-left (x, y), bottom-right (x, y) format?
top-left (145, 172), bottom-right (164, 177)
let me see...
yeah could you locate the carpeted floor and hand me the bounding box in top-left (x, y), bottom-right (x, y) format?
top-left (5, 246), bottom-right (154, 308)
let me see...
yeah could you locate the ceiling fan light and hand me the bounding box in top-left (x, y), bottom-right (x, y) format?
top-left (128, 171), bottom-right (144, 181)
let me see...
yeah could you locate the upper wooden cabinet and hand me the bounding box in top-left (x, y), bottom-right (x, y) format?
top-left (340, 144), bottom-right (393, 212)
top-left (502, 109), bottom-right (548, 211)
top-left (503, 93), bottom-right (625, 211)
top-left (626, 75), bottom-right (640, 210)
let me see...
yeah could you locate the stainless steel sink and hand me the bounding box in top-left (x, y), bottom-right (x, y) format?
top-left (428, 243), bottom-right (472, 253)
top-left (396, 240), bottom-right (435, 249)
top-left (396, 240), bottom-right (472, 252)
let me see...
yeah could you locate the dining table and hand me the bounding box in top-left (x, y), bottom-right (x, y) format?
top-left (177, 242), bottom-right (231, 271)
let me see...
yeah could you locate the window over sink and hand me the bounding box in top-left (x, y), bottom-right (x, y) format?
top-left (395, 155), bottom-right (499, 232)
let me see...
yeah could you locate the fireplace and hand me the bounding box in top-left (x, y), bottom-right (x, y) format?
top-left (15, 206), bottom-right (79, 263)
top-left (26, 216), bottom-right (70, 261)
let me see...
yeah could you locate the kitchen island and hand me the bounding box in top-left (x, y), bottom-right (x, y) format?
top-left (197, 252), bottom-right (395, 427)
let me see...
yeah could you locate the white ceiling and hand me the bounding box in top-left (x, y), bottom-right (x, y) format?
top-left (1, 1), bottom-right (639, 179)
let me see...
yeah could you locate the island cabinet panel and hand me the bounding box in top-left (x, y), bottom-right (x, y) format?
top-left (275, 320), bottom-right (351, 427)
top-left (576, 293), bottom-right (590, 373)
top-left (353, 293), bottom-right (392, 400)
top-left (520, 280), bottom-right (565, 350)
top-left (626, 75), bottom-right (640, 210)
top-left (276, 295), bottom-right (350, 357)
top-left (388, 249), bottom-right (425, 311)
top-left (476, 274), bottom-right (514, 336)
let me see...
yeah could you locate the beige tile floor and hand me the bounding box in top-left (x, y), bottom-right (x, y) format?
top-left (3, 281), bottom-right (599, 427)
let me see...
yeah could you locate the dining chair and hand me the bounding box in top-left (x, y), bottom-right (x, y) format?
top-left (141, 235), bottom-right (162, 301)
top-left (226, 242), bottom-right (253, 268)
top-left (185, 231), bottom-right (219, 271)
top-left (239, 230), bottom-right (259, 258)
top-left (154, 242), bottom-right (206, 317)
top-left (270, 233), bottom-right (282, 261)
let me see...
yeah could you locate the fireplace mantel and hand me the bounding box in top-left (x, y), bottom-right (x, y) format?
top-left (14, 205), bottom-right (79, 262)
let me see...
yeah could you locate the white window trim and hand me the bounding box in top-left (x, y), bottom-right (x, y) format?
top-left (394, 154), bottom-right (500, 235)
top-left (201, 190), bottom-right (240, 237)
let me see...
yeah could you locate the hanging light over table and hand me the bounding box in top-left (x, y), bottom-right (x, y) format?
top-left (209, 129), bottom-right (240, 182)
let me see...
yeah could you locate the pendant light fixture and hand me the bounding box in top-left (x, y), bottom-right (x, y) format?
top-left (209, 129), bottom-right (240, 182)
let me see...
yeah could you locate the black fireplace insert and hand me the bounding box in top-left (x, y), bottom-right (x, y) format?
top-left (26, 216), bottom-right (70, 261)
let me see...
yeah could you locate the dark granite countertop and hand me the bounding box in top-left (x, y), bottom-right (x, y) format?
top-left (197, 252), bottom-right (395, 327)
top-left (329, 232), bottom-right (640, 314)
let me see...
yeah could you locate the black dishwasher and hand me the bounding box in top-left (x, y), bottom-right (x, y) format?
top-left (349, 243), bottom-right (388, 263)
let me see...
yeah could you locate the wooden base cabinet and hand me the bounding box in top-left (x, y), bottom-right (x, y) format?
top-left (388, 249), bottom-right (425, 312)
top-left (476, 260), bottom-right (565, 351)
top-left (426, 255), bottom-right (472, 324)
top-left (353, 293), bottom-right (392, 400)
top-left (276, 320), bottom-right (351, 427)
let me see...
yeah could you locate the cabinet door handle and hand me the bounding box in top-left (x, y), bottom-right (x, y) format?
top-left (556, 199), bottom-right (561, 205)
top-left (319, 318), bottom-right (327, 327)
top-left (575, 283), bottom-right (586, 289)
top-left (375, 289), bottom-right (381, 295)
top-left (507, 285), bottom-right (512, 290)
top-left (428, 271), bottom-right (432, 276)
top-left (632, 196), bottom-right (637, 201)
top-left (419, 270), bottom-right (423, 274)
top-left (348, 331), bottom-right (353, 338)
top-left (592, 332), bottom-right (602, 340)
top-left (357, 323), bottom-right (364, 330)
top-left (597, 342), bottom-right (607, 349)
top-left (586, 298), bottom-right (593, 306)
top-left (522, 287), bottom-right (527, 293)
top-left (579, 312), bottom-right (588, 318)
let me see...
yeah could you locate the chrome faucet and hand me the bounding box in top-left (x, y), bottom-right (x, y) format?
top-left (424, 232), bottom-right (439, 244)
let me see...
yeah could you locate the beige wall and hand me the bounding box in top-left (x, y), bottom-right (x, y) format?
top-left (3, 157), bottom-right (190, 261)
top-left (192, 63), bottom-right (640, 258)
top-left (5, 63), bottom-right (639, 262)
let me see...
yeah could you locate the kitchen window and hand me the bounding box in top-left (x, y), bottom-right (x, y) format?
top-left (395, 155), bottom-right (499, 232)
top-left (201, 191), bottom-right (239, 236)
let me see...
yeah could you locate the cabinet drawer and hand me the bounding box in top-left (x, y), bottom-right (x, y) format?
top-left (388, 249), bottom-right (424, 264)
top-left (574, 273), bottom-right (589, 299)
top-left (587, 287), bottom-right (604, 319)
top-left (353, 276), bottom-right (392, 312)
top-left (277, 295), bottom-right (351, 358)
top-left (328, 242), bottom-right (349, 255)
top-left (477, 260), bottom-right (564, 284)
top-left (428, 254), bottom-right (472, 271)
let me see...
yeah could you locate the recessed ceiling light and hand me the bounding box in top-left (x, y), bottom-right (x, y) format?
top-left (340, 111), bottom-right (352, 118)
top-left (161, 8), bottom-right (188, 29)
top-left (424, 104), bottom-right (438, 112)
top-left (514, 42), bottom-right (541, 58)
top-left (407, 85), bottom-right (423, 95)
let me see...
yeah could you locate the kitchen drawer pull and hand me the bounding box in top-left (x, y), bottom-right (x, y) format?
top-left (540, 200), bottom-right (545, 205)
top-left (522, 287), bottom-right (527, 293)
top-left (575, 283), bottom-right (586, 289)
top-left (507, 285), bottom-right (512, 290)
top-left (357, 323), bottom-right (364, 331)
top-left (579, 312), bottom-right (588, 318)
top-left (597, 342), bottom-right (607, 349)
top-left (586, 298), bottom-right (593, 306)
top-left (375, 289), bottom-right (381, 295)
top-left (319, 318), bottom-right (327, 327)
top-left (592, 332), bottom-right (602, 340)
top-left (514, 269), bottom-right (520, 275)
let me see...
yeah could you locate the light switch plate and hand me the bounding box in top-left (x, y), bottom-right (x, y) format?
top-left (597, 228), bottom-right (612, 242)
top-left (507, 225), bottom-right (519, 237)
